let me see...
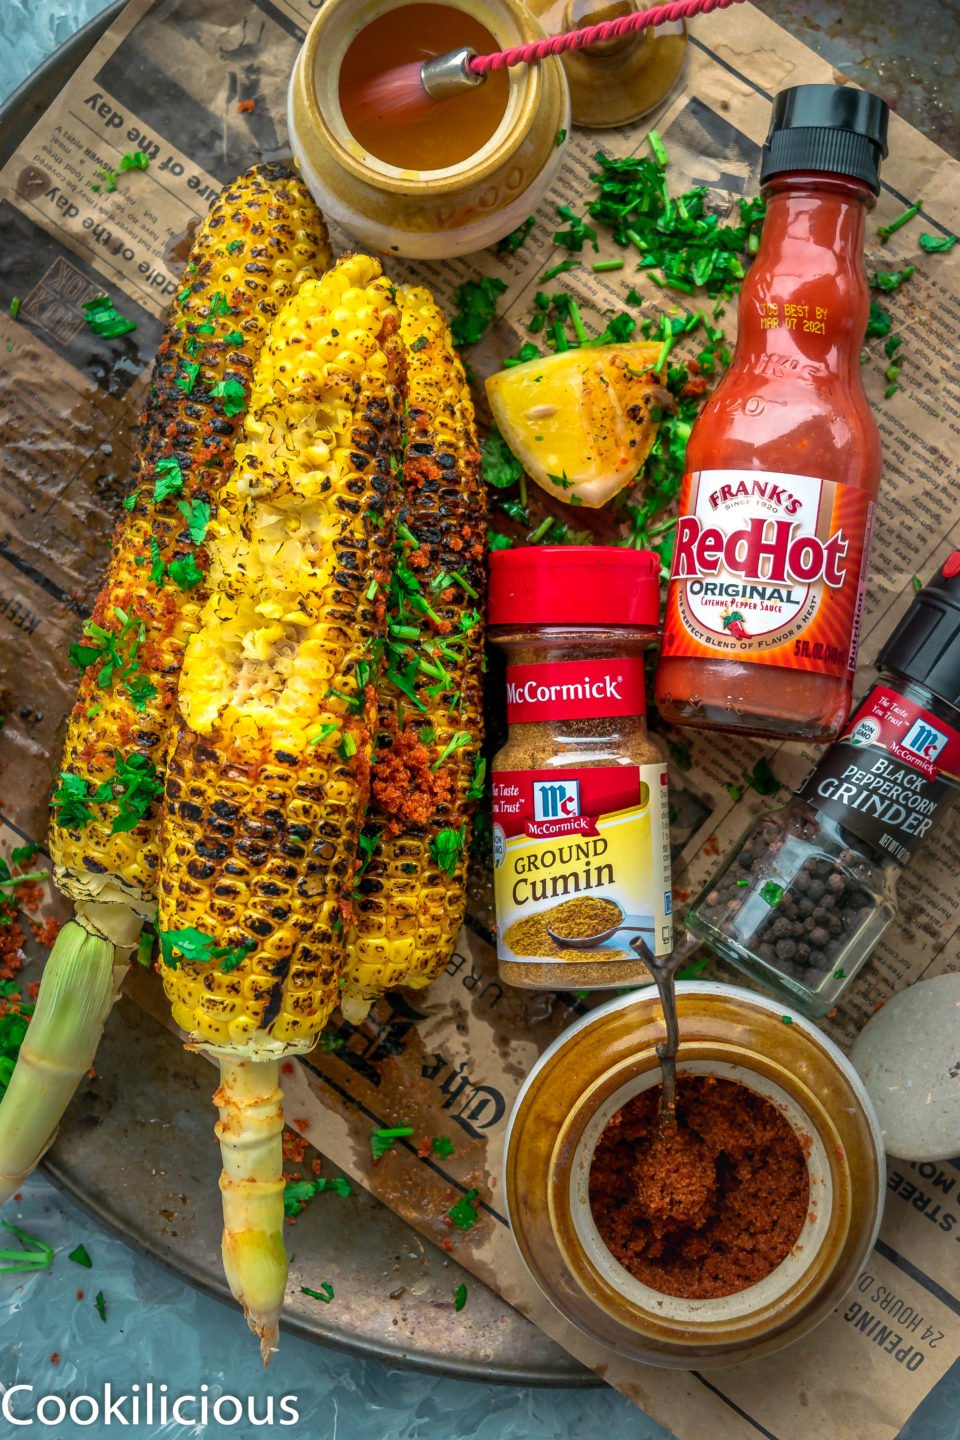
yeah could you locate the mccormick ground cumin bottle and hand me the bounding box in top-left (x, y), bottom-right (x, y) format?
top-left (687, 555), bottom-right (960, 1016)
top-left (488, 547), bottom-right (672, 990)
top-left (656, 85), bottom-right (890, 743)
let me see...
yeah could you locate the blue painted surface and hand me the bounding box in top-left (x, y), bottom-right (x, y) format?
top-left (0, 7), bottom-right (958, 1439)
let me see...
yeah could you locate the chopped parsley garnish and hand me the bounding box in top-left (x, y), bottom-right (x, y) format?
top-left (10, 844), bottom-right (40, 868)
top-left (432, 1136), bottom-right (455, 1159)
top-left (354, 830), bottom-right (381, 890)
top-left (833, 968), bottom-right (847, 980)
top-left (453, 1282), bottom-right (468, 1311)
top-left (207, 291), bottom-right (233, 318)
top-left (121, 487), bottom-right (141, 513)
top-left (339, 731), bottom-right (358, 761)
top-left (120, 150), bottom-right (150, 173)
top-left (300, 1282), bottom-right (334, 1304)
top-left (283, 1175), bottom-right (352, 1217)
top-left (409, 334), bottom-right (428, 353)
top-left (224, 329), bottom-right (244, 345)
top-left (370, 1126), bottom-right (414, 1160)
top-left (447, 1188), bottom-right (480, 1231)
top-left (320, 1031), bottom-right (345, 1052)
top-left (553, 204), bottom-right (598, 255)
top-left (94, 1290), bottom-right (107, 1322)
top-left (741, 756), bottom-right (780, 796)
top-left (158, 926), bottom-right (255, 973)
top-left (9, 297), bottom-right (20, 320)
top-left (68, 606), bottom-right (156, 712)
top-left (430, 825), bottom-right (466, 877)
top-left (488, 533), bottom-right (513, 551)
top-left (176, 361), bottom-right (201, 393)
top-left (83, 295), bottom-right (136, 339)
top-left (68, 1244), bottom-right (93, 1268)
top-left (153, 456), bottom-right (184, 503)
top-left (912, 574), bottom-right (923, 592)
top-left (177, 498), bottom-right (210, 545)
top-left (167, 553), bottom-right (205, 590)
top-left (555, 128), bottom-right (566, 147)
top-left (760, 881), bottom-right (784, 908)
top-left (496, 215), bottom-right (536, 257)
top-left (225, 239), bottom-right (244, 255)
top-left (667, 738), bottom-right (692, 772)
top-left (866, 300), bottom-right (892, 337)
top-left (480, 428), bottom-right (524, 489)
top-left (149, 537), bottom-right (165, 586)
top-left (502, 340), bottom-right (541, 369)
top-left (541, 258), bottom-right (579, 282)
top-left (919, 232), bottom-right (957, 253)
top-left (449, 276), bottom-right (507, 347)
top-left (309, 723), bottom-right (339, 747)
top-left (209, 377), bottom-right (246, 416)
top-left (0, 1223), bottom-right (54, 1275)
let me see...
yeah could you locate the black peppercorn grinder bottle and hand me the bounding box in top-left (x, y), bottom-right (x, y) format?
top-left (685, 554), bottom-right (960, 1016)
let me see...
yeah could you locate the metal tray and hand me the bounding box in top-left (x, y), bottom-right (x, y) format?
top-left (4, 0), bottom-right (957, 1389)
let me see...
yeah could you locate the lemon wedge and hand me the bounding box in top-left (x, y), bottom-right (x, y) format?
top-left (485, 342), bottom-right (665, 509)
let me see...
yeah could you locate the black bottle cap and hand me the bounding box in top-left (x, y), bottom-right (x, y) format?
top-left (878, 553), bottom-right (960, 710)
top-left (760, 84), bottom-right (890, 193)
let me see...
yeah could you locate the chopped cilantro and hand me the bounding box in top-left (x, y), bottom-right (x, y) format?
top-left (176, 361), bottom-right (201, 393)
top-left (226, 239), bottom-right (244, 255)
top-left (488, 533), bottom-right (513, 551)
top-left (450, 276), bottom-right (507, 347)
top-left (666, 738), bottom-right (692, 772)
top-left (320, 1031), bottom-right (345, 1052)
top-left (866, 300), bottom-right (892, 338)
top-left (149, 538), bottom-right (165, 586)
top-left (919, 232), bottom-right (957, 253)
top-left (432, 731), bottom-right (472, 772)
top-left (409, 334), bottom-right (428, 353)
top-left (432, 1136), bottom-right (455, 1159)
top-left (68, 1244), bottom-right (92, 1268)
top-left (284, 1175), bottom-right (352, 1217)
top-left (496, 215), bottom-right (536, 257)
top-left (10, 844), bottom-right (40, 868)
top-left (591, 259), bottom-right (624, 273)
top-left (480, 429), bottom-right (523, 489)
top-left (121, 487), bottom-right (141, 513)
top-left (760, 881), bottom-right (784, 907)
top-left (153, 456), bottom-right (184, 503)
top-left (541, 259), bottom-right (579, 282)
top-left (309, 723), bottom-right (339, 747)
top-left (466, 755), bottom-right (486, 802)
top-left (224, 329), bottom-right (244, 345)
top-left (370, 1126), bottom-right (414, 1161)
top-left (454, 1282), bottom-right (468, 1311)
top-left (555, 128), bottom-right (566, 146)
top-left (83, 295), bottom-right (136, 339)
top-left (648, 129), bottom-right (668, 167)
top-left (430, 825), bottom-right (466, 877)
top-left (780, 1015), bottom-right (793, 1026)
top-left (177, 498), bottom-right (210, 545)
top-left (94, 1290), bottom-right (107, 1322)
top-left (167, 553), bottom-right (204, 590)
top-left (833, 968), bottom-right (847, 980)
top-left (339, 731), bottom-right (358, 761)
top-left (553, 204), bottom-right (598, 254)
top-left (871, 266), bottom-right (915, 292)
top-left (447, 1188), bottom-right (480, 1231)
top-left (741, 757), bottom-right (780, 796)
top-left (207, 291), bottom-right (233, 318)
top-left (502, 340), bottom-right (541, 369)
top-left (911, 574), bottom-right (923, 592)
top-left (8, 298), bottom-right (20, 321)
top-left (159, 926), bottom-right (255, 973)
top-left (68, 607), bottom-right (156, 713)
top-left (209, 377), bottom-right (246, 416)
top-left (0, 1223), bottom-right (54, 1275)
top-left (300, 1282), bottom-right (334, 1304)
top-left (354, 830), bottom-right (381, 889)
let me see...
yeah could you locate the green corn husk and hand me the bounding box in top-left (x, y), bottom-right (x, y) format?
top-left (0, 903), bottom-right (138, 1202)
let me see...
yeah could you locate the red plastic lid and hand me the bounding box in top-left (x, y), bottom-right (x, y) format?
top-left (488, 546), bottom-right (661, 628)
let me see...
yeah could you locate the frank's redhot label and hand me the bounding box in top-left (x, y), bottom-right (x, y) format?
top-left (662, 468), bottom-right (874, 676)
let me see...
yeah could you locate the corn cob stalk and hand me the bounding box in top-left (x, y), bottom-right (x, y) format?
top-left (0, 166), bottom-right (330, 1206)
top-left (340, 285), bottom-right (486, 1024)
top-left (156, 253), bottom-right (404, 1359)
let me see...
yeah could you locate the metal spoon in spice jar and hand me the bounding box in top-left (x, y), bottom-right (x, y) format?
top-left (546, 901), bottom-right (683, 1132)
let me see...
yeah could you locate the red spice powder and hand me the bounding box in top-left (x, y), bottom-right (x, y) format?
top-left (588, 1075), bottom-right (809, 1299)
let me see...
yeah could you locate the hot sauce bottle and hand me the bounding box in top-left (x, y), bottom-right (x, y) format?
top-left (655, 85), bottom-right (890, 742)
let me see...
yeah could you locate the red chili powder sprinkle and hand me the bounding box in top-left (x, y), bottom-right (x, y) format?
top-left (589, 1075), bottom-right (809, 1299)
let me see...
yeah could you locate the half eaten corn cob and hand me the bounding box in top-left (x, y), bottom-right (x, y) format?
top-left (0, 166), bottom-right (330, 1206)
top-left (156, 253), bottom-right (404, 1359)
top-left (341, 285), bottom-right (486, 1023)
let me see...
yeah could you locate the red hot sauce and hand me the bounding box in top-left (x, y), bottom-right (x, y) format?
top-left (656, 85), bottom-right (890, 743)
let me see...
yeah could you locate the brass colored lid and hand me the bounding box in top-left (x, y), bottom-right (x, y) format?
top-left (526, 0), bottom-right (687, 129)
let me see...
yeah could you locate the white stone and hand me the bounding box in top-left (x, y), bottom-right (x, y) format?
top-left (851, 974), bottom-right (960, 1162)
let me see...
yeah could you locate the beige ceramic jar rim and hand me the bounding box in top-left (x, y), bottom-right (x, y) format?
top-left (292, 0), bottom-right (550, 192)
top-left (504, 982), bottom-right (885, 1369)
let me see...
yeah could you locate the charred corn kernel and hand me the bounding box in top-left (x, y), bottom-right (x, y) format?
top-left (49, 164), bottom-right (331, 914)
top-left (341, 285), bottom-right (487, 1022)
top-left (157, 254), bottom-right (404, 1053)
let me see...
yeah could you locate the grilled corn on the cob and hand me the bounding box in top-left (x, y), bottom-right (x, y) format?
top-left (50, 164), bottom-right (331, 916)
top-left (0, 166), bottom-right (330, 1207)
top-left (156, 253), bottom-right (404, 1358)
top-left (341, 285), bottom-right (486, 1023)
